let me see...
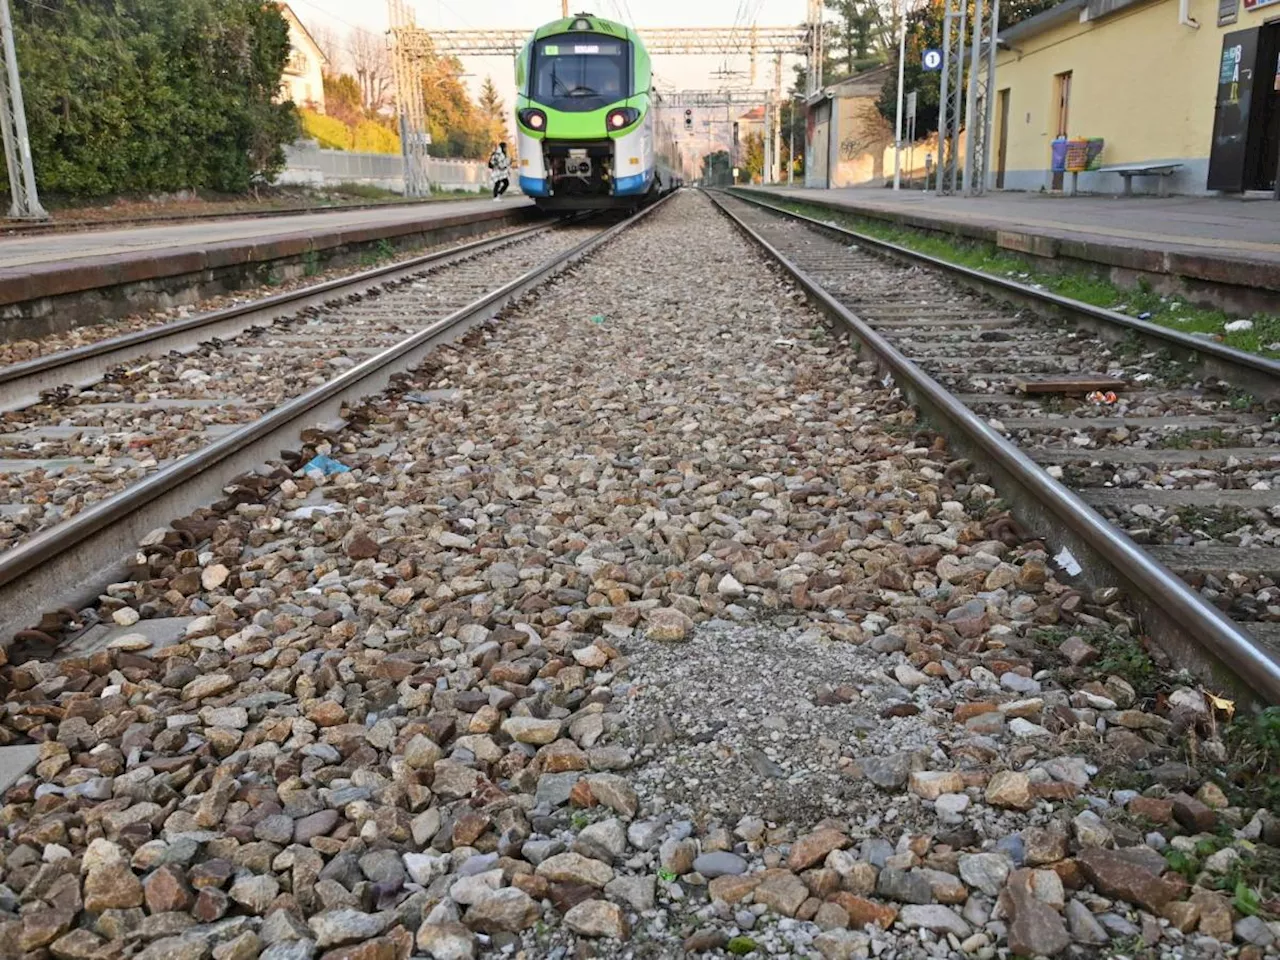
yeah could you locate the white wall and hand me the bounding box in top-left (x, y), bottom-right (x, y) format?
top-left (280, 142), bottom-right (493, 194)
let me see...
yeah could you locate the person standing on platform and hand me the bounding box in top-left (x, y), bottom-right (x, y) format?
top-left (489, 142), bottom-right (510, 201)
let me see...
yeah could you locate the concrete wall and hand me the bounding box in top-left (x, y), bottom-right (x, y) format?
top-left (280, 143), bottom-right (491, 194)
top-left (832, 96), bottom-right (895, 187)
top-left (995, 0), bottom-right (1232, 196)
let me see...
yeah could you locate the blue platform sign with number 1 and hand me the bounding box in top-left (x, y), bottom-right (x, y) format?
top-left (922, 49), bottom-right (943, 71)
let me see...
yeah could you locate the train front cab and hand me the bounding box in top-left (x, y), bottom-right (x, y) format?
top-left (515, 18), bottom-right (656, 209)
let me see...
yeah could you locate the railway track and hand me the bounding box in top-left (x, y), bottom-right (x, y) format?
top-left (0, 201), bottom-right (668, 652)
top-left (712, 189), bottom-right (1280, 704)
top-left (2, 189), bottom-right (1278, 960)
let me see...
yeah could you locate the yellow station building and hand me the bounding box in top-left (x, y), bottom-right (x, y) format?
top-left (993, 0), bottom-right (1280, 194)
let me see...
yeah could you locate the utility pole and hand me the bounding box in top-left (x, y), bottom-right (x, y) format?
top-left (961, 0), bottom-right (985, 195)
top-left (0, 0), bottom-right (46, 221)
top-left (561, 0), bottom-right (568, 16)
top-left (788, 111), bottom-right (795, 186)
top-left (962, 0), bottom-right (1000, 195)
top-left (388, 0), bottom-right (431, 196)
top-left (806, 0), bottom-right (823, 95)
top-left (935, 0), bottom-right (966, 195)
top-left (764, 102), bottom-right (773, 184)
top-left (772, 53), bottom-right (783, 185)
top-left (892, 3), bottom-right (906, 191)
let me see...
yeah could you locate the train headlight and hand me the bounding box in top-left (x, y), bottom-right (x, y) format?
top-left (606, 108), bottom-right (640, 131)
top-left (519, 108), bottom-right (547, 131)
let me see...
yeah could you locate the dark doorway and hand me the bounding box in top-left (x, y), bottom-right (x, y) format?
top-left (1052, 71), bottom-right (1071, 191)
top-left (1251, 23), bottom-right (1280, 190)
top-left (1208, 23), bottom-right (1280, 192)
top-left (996, 88), bottom-right (1010, 189)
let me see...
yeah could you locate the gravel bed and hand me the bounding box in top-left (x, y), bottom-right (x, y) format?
top-left (1095, 502), bottom-right (1280, 547)
top-left (1059, 460), bottom-right (1280, 492)
top-left (717, 197), bottom-right (1279, 664)
top-left (0, 225), bottom-right (513, 367)
top-left (1, 192), bottom-right (1278, 960)
top-left (0, 226), bottom-right (595, 553)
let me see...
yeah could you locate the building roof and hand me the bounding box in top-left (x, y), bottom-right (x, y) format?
top-left (998, 0), bottom-right (1087, 45)
top-left (798, 64), bottom-right (890, 109)
top-left (827, 65), bottom-right (892, 97)
top-left (279, 3), bottom-right (330, 65)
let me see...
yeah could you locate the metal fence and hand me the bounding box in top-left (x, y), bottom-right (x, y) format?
top-left (279, 141), bottom-right (490, 194)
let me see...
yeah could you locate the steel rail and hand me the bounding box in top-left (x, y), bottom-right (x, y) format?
top-left (0, 217), bottom-right (556, 412)
top-left (707, 189), bottom-right (1280, 706)
top-left (0, 194), bottom-right (675, 648)
top-left (727, 189), bottom-right (1280, 404)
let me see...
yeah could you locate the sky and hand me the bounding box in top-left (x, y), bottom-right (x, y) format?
top-left (290, 0), bottom-right (811, 129)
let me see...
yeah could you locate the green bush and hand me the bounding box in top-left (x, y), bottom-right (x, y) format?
top-left (352, 120), bottom-right (400, 155)
top-left (302, 110), bottom-right (353, 150)
top-left (6, 0), bottom-right (299, 198)
top-left (301, 112), bottom-right (400, 155)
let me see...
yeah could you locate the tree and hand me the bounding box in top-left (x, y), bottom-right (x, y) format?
top-left (324, 74), bottom-right (364, 126)
top-left (825, 0), bottom-right (881, 75)
top-left (7, 0), bottom-right (299, 198)
top-left (478, 76), bottom-right (508, 142)
top-left (420, 54), bottom-right (497, 159)
top-left (741, 131), bottom-right (765, 183)
top-left (349, 26), bottom-right (393, 113)
top-left (875, 0), bottom-right (1057, 136)
top-left (312, 23), bottom-right (342, 74)
top-left (306, 35), bottom-right (495, 160)
top-left (781, 99), bottom-right (804, 178)
top-left (701, 149), bottom-right (731, 185)
top-left (875, 0), bottom-right (943, 136)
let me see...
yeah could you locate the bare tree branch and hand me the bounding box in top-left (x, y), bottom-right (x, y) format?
top-left (349, 26), bottom-right (393, 113)
top-left (311, 23), bottom-right (342, 74)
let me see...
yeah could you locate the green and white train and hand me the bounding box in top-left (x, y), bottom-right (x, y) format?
top-left (515, 13), bottom-right (682, 211)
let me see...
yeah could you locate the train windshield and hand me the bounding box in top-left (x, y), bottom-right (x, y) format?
top-left (531, 35), bottom-right (629, 111)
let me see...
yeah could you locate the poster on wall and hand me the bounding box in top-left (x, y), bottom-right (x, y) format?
top-left (1243, 0), bottom-right (1280, 12)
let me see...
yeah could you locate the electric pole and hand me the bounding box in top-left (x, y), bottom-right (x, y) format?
top-left (892, 8), bottom-right (906, 191)
top-left (806, 0), bottom-right (823, 95)
top-left (562, 0), bottom-right (569, 16)
top-left (0, 0), bottom-right (46, 221)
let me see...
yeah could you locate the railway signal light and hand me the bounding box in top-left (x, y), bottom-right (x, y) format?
top-left (684, 108), bottom-right (693, 131)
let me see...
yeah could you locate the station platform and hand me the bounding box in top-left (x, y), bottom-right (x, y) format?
top-left (0, 197), bottom-right (536, 329)
top-left (736, 186), bottom-right (1280, 308)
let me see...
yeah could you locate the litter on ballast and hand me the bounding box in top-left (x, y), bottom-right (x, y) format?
top-left (302, 455), bottom-right (350, 476)
top-left (1053, 547), bottom-right (1082, 577)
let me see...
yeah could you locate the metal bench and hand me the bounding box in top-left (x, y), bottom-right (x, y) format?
top-left (1092, 162), bottom-right (1183, 197)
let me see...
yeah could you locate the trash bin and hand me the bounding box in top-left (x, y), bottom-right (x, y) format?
top-left (1065, 138), bottom-right (1090, 173)
top-left (1050, 137), bottom-right (1069, 173)
top-left (1084, 137), bottom-right (1105, 170)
